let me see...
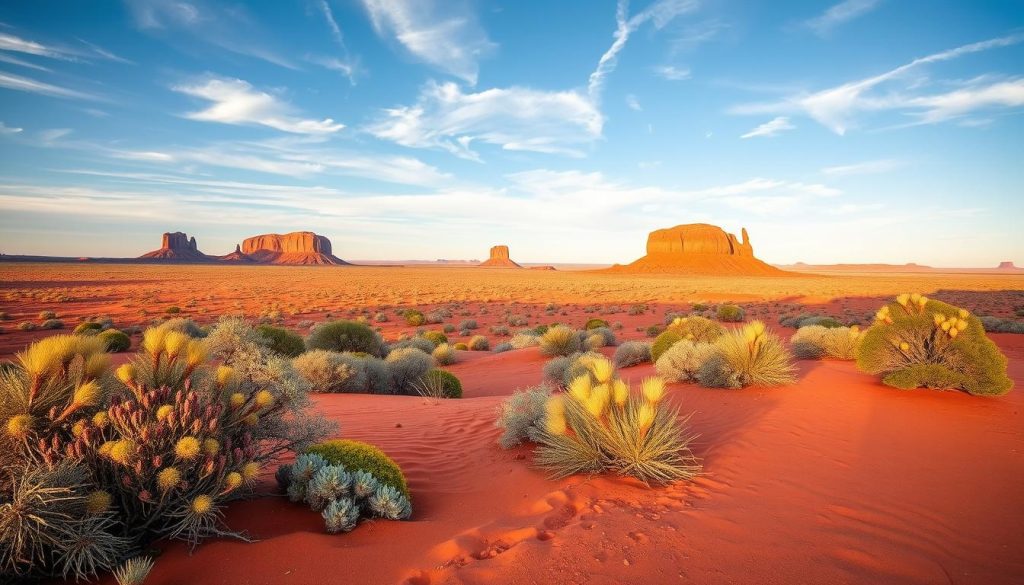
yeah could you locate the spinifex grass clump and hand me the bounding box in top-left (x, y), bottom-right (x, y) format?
top-left (539, 325), bottom-right (582, 357)
top-left (790, 325), bottom-right (863, 360)
top-left (697, 321), bottom-right (796, 389)
top-left (652, 316), bottom-right (725, 363)
top-left (855, 293), bottom-right (1012, 395)
top-left (534, 357), bottom-right (700, 484)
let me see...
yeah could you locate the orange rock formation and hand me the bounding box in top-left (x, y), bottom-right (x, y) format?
top-left (139, 232), bottom-right (208, 261)
top-left (240, 232), bottom-right (348, 265)
top-left (609, 223), bottom-right (788, 275)
top-left (478, 245), bottom-right (522, 268)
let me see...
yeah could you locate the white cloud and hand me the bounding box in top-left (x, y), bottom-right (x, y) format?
top-left (0, 121), bottom-right (23, 135)
top-left (0, 32), bottom-right (75, 59)
top-left (313, 0), bottom-right (358, 85)
top-left (804, 0), bottom-right (881, 37)
top-left (625, 94), bottom-right (642, 111)
top-left (0, 71), bottom-right (99, 100)
top-left (821, 159), bottom-right (903, 176)
top-left (730, 33), bottom-right (1024, 134)
top-left (366, 81), bottom-right (602, 160)
top-left (652, 65), bottom-right (691, 81)
top-left (740, 116), bottom-right (794, 138)
top-left (360, 0), bottom-right (495, 85)
top-left (173, 76), bottom-right (344, 135)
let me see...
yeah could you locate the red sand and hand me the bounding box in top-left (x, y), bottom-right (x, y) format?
top-left (89, 336), bottom-right (1024, 585)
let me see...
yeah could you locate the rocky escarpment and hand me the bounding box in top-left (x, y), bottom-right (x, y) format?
top-left (607, 223), bottom-right (789, 275)
top-left (139, 232), bottom-right (208, 261)
top-left (478, 245), bottom-right (522, 268)
top-left (240, 232), bottom-right (348, 265)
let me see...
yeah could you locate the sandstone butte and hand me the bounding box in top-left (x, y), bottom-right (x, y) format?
top-left (606, 223), bottom-right (790, 276)
top-left (478, 245), bottom-right (523, 268)
top-left (139, 231), bottom-right (348, 265)
top-left (139, 232), bottom-right (208, 261)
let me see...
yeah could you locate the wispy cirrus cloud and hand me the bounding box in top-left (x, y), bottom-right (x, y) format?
top-left (821, 159), bottom-right (903, 176)
top-left (0, 121), bottom-right (23, 135)
top-left (360, 0), bottom-right (495, 85)
top-left (310, 0), bottom-right (359, 84)
top-left (0, 71), bottom-right (100, 100)
top-left (804, 0), bottom-right (881, 37)
top-left (740, 116), bottom-right (794, 139)
top-left (173, 76), bottom-right (344, 135)
top-left (730, 33), bottom-right (1024, 134)
top-left (652, 65), bottom-right (691, 81)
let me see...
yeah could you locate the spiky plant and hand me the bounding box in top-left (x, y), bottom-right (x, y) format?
top-left (368, 485), bottom-right (412, 520)
top-left (306, 465), bottom-right (352, 511)
top-left (855, 294), bottom-right (1012, 395)
top-left (432, 343), bottom-right (456, 366)
top-left (790, 325), bottom-right (863, 360)
top-left (665, 315), bottom-right (726, 343)
top-left (322, 498), bottom-right (360, 533)
top-left (494, 384), bottom-right (553, 448)
top-left (539, 326), bottom-right (582, 357)
top-left (412, 369), bottom-right (462, 399)
top-left (696, 321), bottom-right (796, 389)
top-left (113, 556), bottom-right (155, 585)
top-left (534, 358), bottom-right (700, 484)
top-left (612, 341), bottom-right (652, 368)
top-left (655, 339), bottom-right (719, 383)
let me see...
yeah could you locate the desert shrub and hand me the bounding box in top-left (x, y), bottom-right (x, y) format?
top-left (155, 318), bottom-right (206, 338)
top-left (374, 312), bottom-right (389, 323)
top-left (539, 325), bottom-right (582, 357)
top-left (278, 451), bottom-right (410, 534)
top-left (165, 306), bottom-right (181, 314)
top-left (613, 341), bottom-right (652, 368)
top-left (0, 311), bottom-right (9, 320)
top-left (506, 314), bottom-right (529, 327)
top-left (628, 304), bottom-right (647, 316)
top-left (585, 326), bottom-right (616, 347)
top-left (453, 342), bottom-right (468, 351)
top-left (75, 321), bottom-right (104, 335)
top-left (790, 325), bottom-right (862, 360)
top-left (304, 439), bottom-right (410, 499)
top-left (98, 329), bottom-right (132, 353)
top-left (432, 343), bottom-right (456, 366)
top-left (491, 325), bottom-right (510, 336)
top-left (532, 358), bottom-right (700, 484)
top-left (17, 322), bottom-right (37, 331)
top-left (307, 320), bottom-right (386, 357)
top-left (442, 324), bottom-right (456, 334)
top-left (779, 313), bottom-right (844, 329)
top-left (458, 319), bottom-right (478, 330)
top-left (656, 340), bottom-right (719, 383)
top-left (493, 341), bottom-right (513, 353)
top-left (665, 315), bottom-right (725, 343)
top-left (467, 335), bottom-right (489, 351)
top-left (494, 384), bottom-right (553, 448)
top-left (385, 348), bottom-right (433, 394)
top-left (543, 351), bottom-right (604, 387)
top-left (425, 310), bottom-right (446, 325)
top-left (533, 324), bottom-right (550, 335)
top-left (855, 294), bottom-right (1012, 396)
top-left (422, 331), bottom-right (448, 346)
top-left (403, 310), bottom-right (425, 326)
top-left (293, 350), bottom-right (356, 393)
top-left (651, 330), bottom-right (683, 363)
top-left (40, 318), bottom-right (64, 330)
top-left (716, 304), bottom-right (745, 322)
top-left (979, 316), bottom-right (1024, 334)
top-left (509, 333), bottom-right (540, 349)
top-left (585, 318), bottom-right (608, 330)
top-left (413, 369), bottom-right (462, 398)
top-left (697, 321), bottom-right (796, 388)
top-left (645, 324), bottom-right (665, 338)
top-left (391, 336), bottom-right (435, 354)
top-left (38, 310), bottom-right (57, 320)
top-left (257, 325), bottom-right (305, 358)
top-left (691, 303), bottom-right (709, 312)
top-left (113, 556), bottom-right (154, 585)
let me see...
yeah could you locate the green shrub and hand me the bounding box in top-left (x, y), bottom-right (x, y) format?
top-left (305, 439), bottom-right (410, 499)
top-left (385, 348), bottom-right (433, 394)
top-left (780, 313), bottom-right (844, 329)
top-left (165, 306), bottom-right (181, 314)
top-left (665, 315), bottom-right (725, 343)
top-left (307, 320), bottom-right (386, 357)
top-left (651, 330), bottom-right (683, 363)
top-left (97, 329), bottom-right (131, 353)
top-left (453, 342), bottom-right (468, 351)
top-left (790, 325), bottom-right (861, 360)
top-left (539, 325), bottom-right (582, 357)
top-left (697, 322), bottom-right (796, 388)
top-left (422, 331), bottom-right (448, 346)
top-left (656, 340), bottom-right (719, 383)
top-left (494, 384), bottom-right (553, 448)
top-left (414, 369), bottom-right (463, 398)
top-left (585, 318), bottom-right (608, 330)
top-left (467, 335), bottom-right (489, 351)
top-left (40, 319), bottom-right (64, 330)
top-left (645, 324), bottom-right (665, 338)
top-left (74, 321), bottom-right (104, 336)
top-left (293, 350), bottom-right (357, 393)
top-left (613, 341), bottom-right (651, 368)
top-left (458, 319), bottom-right (478, 330)
top-left (155, 317), bottom-right (206, 338)
top-left (855, 294), bottom-right (1012, 396)
top-left (38, 310), bottom-right (56, 320)
top-left (403, 310), bottom-right (425, 326)
top-left (17, 322), bottom-right (38, 331)
top-left (979, 316), bottom-right (1024, 334)
top-left (509, 333), bottom-right (540, 349)
top-left (257, 325), bottom-right (306, 358)
top-left (716, 304), bottom-right (745, 322)
top-left (432, 343), bottom-right (456, 365)
top-left (586, 326), bottom-right (616, 346)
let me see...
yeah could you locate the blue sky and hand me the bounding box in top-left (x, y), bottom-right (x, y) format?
top-left (0, 0), bottom-right (1022, 266)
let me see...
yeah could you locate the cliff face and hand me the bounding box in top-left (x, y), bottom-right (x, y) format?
top-left (479, 244), bottom-right (522, 268)
top-left (139, 232), bottom-right (209, 261)
top-left (609, 223), bottom-right (789, 276)
top-left (240, 232), bottom-right (348, 265)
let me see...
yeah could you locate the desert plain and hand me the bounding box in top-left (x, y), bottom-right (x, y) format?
top-left (1, 262), bottom-right (1022, 585)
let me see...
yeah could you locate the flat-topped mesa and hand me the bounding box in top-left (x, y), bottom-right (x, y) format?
top-left (478, 244), bottom-right (522, 268)
top-left (609, 223), bottom-right (790, 276)
top-left (997, 261), bottom-right (1018, 270)
top-left (139, 231), bottom-right (209, 261)
top-left (240, 231), bottom-right (348, 265)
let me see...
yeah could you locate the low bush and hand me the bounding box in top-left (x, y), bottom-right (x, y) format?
top-left (293, 350), bottom-right (356, 393)
top-left (532, 358), bottom-right (700, 484)
top-left (257, 325), bottom-right (306, 358)
top-left (979, 316), bottom-right (1024, 334)
top-left (307, 320), bottom-right (386, 357)
top-left (155, 317), bottom-right (206, 338)
top-left (303, 439), bottom-right (410, 499)
top-left (432, 343), bottom-right (456, 366)
top-left (539, 325), bottom-right (582, 357)
top-left (385, 348), bottom-right (433, 394)
top-left (98, 329), bottom-right (132, 353)
top-left (467, 335), bottom-right (489, 351)
top-left (585, 318), bottom-right (608, 330)
top-left (697, 321), bottom-right (796, 389)
top-left (855, 294), bottom-right (1012, 396)
top-left (458, 319), bottom-right (478, 330)
top-left (716, 304), bottom-right (745, 322)
top-left (509, 333), bottom-right (540, 349)
top-left (585, 326), bottom-right (616, 347)
top-left (40, 319), bottom-right (64, 330)
top-left (391, 336), bottom-right (435, 354)
top-left (666, 315), bottom-right (725, 343)
top-left (74, 321), bottom-right (104, 336)
top-left (414, 369), bottom-right (463, 398)
top-left (493, 341), bottom-right (513, 353)
top-left (613, 341), bottom-right (651, 368)
top-left (453, 342), bottom-right (468, 351)
top-left (38, 310), bottom-right (56, 320)
top-left (494, 384), bottom-right (553, 448)
top-left (403, 310), bottom-right (425, 326)
top-left (542, 351), bottom-right (604, 387)
top-left (651, 330), bottom-right (683, 363)
top-left (165, 306), bottom-right (181, 314)
top-left (17, 321), bottom-right (38, 331)
top-left (790, 325), bottom-right (862, 360)
top-left (656, 340), bottom-right (719, 383)
top-left (780, 313), bottom-right (844, 329)
top-left (422, 331), bottom-right (448, 346)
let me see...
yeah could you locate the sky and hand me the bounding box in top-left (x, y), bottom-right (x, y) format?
top-left (0, 0), bottom-right (1022, 266)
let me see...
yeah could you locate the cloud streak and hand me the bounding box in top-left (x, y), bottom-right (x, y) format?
top-left (804, 0), bottom-right (881, 37)
top-left (740, 116), bottom-right (794, 138)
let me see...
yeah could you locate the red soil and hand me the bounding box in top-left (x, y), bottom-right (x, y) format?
top-left (91, 336), bottom-right (1024, 585)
